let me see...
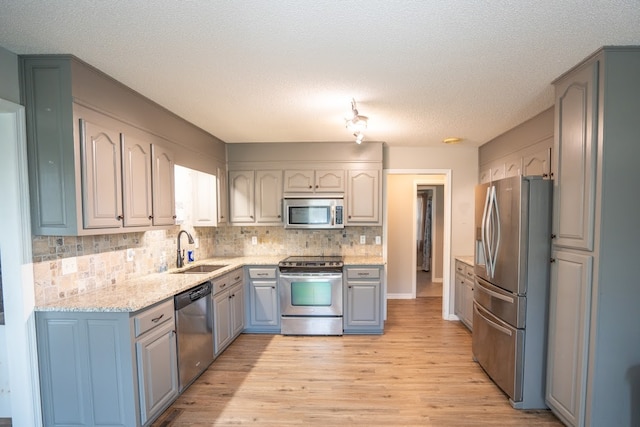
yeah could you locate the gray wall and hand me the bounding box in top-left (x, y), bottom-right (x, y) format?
top-left (0, 45), bottom-right (19, 104)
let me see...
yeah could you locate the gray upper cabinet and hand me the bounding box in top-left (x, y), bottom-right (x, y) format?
top-left (20, 55), bottom-right (201, 235)
top-left (229, 170), bottom-right (255, 223)
top-left (80, 118), bottom-right (124, 229)
top-left (151, 144), bottom-right (176, 226)
top-left (283, 169), bottom-right (344, 193)
top-left (122, 134), bottom-right (154, 227)
top-left (552, 61), bottom-right (597, 251)
top-left (229, 170), bottom-right (282, 225)
top-left (346, 169), bottom-right (381, 225)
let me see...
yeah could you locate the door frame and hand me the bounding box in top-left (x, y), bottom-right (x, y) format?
top-left (384, 169), bottom-right (453, 319)
top-left (0, 98), bottom-right (42, 425)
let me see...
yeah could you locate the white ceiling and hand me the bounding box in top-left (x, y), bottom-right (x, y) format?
top-left (1, 1), bottom-right (639, 147)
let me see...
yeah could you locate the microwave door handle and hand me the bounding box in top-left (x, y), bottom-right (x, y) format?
top-left (330, 205), bottom-right (335, 226)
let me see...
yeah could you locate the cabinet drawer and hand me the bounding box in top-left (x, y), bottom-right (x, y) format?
top-left (464, 264), bottom-right (475, 280)
top-left (134, 299), bottom-right (174, 337)
top-left (212, 274), bottom-right (231, 295)
top-left (228, 269), bottom-right (244, 285)
top-left (346, 268), bottom-right (380, 279)
top-left (248, 267), bottom-right (276, 279)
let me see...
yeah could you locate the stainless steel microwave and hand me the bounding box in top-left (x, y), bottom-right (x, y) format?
top-left (283, 197), bottom-right (344, 229)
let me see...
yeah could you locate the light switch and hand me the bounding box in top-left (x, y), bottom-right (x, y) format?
top-left (126, 248), bottom-right (134, 262)
top-left (251, 236), bottom-right (258, 245)
top-left (360, 235), bottom-right (366, 244)
top-left (375, 236), bottom-right (381, 245)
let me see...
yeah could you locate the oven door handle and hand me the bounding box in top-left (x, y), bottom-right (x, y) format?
top-left (279, 272), bottom-right (343, 279)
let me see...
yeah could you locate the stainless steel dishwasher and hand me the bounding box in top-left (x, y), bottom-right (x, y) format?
top-left (174, 281), bottom-right (214, 392)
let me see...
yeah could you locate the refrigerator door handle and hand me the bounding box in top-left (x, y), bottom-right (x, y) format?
top-left (481, 187), bottom-right (492, 277)
top-left (489, 185), bottom-right (501, 277)
top-left (474, 303), bottom-right (513, 336)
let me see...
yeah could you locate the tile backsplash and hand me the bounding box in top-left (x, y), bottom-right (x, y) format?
top-left (32, 225), bottom-right (382, 305)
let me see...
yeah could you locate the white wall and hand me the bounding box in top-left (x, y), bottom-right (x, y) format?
top-left (384, 145), bottom-right (478, 318)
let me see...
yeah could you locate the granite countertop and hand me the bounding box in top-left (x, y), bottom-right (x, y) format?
top-left (455, 256), bottom-right (474, 266)
top-left (35, 255), bottom-right (385, 313)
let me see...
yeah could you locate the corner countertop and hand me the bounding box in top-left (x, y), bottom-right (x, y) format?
top-left (455, 256), bottom-right (474, 266)
top-left (35, 255), bottom-right (385, 313)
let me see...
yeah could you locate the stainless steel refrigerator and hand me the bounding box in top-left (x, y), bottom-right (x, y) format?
top-left (472, 175), bottom-right (552, 409)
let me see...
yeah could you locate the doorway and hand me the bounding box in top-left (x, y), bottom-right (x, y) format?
top-left (416, 186), bottom-right (444, 298)
top-left (0, 98), bottom-right (41, 425)
top-left (384, 170), bottom-right (452, 319)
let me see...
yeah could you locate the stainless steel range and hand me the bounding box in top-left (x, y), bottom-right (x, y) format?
top-left (278, 256), bottom-right (344, 336)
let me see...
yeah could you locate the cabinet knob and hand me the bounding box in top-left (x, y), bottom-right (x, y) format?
top-left (271, 286), bottom-right (276, 289)
top-left (551, 234), bottom-right (557, 239)
top-left (550, 172), bottom-right (555, 178)
top-left (172, 215), bottom-right (177, 219)
top-left (148, 215), bottom-right (153, 220)
top-left (550, 258), bottom-right (556, 263)
top-left (542, 173), bottom-right (548, 178)
top-left (116, 215), bottom-right (124, 220)
top-left (308, 185), bottom-right (312, 189)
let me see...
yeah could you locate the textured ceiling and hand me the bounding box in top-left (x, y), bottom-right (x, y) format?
top-left (1, 1), bottom-right (639, 147)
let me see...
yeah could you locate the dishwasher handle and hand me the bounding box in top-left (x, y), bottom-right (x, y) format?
top-left (174, 281), bottom-right (212, 310)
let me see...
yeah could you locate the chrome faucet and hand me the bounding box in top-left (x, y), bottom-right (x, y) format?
top-left (176, 230), bottom-right (195, 268)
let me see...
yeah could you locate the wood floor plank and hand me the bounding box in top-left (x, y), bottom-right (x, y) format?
top-left (153, 298), bottom-right (562, 426)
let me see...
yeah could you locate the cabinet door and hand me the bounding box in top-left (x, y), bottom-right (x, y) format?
top-left (346, 169), bottom-right (380, 224)
top-left (80, 119), bottom-right (123, 229)
top-left (345, 281), bottom-right (381, 327)
top-left (229, 170), bottom-right (255, 223)
top-left (121, 134), bottom-right (153, 227)
top-left (192, 170), bottom-right (217, 226)
top-left (454, 274), bottom-right (465, 319)
top-left (136, 321), bottom-right (178, 425)
top-left (479, 167), bottom-right (491, 184)
top-left (315, 169), bottom-right (345, 192)
top-left (553, 61), bottom-right (598, 251)
top-left (523, 146), bottom-right (552, 179)
top-left (151, 144), bottom-right (176, 226)
top-left (504, 156), bottom-right (522, 178)
top-left (249, 281), bottom-right (279, 327)
top-left (463, 278), bottom-right (474, 329)
top-left (490, 164), bottom-right (505, 182)
top-left (255, 170), bottom-right (282, 223)
top-left (216, 165), bottom-right (228, 224)
top-left (230, 283), bottom-right (245, 338)
top-left (546, 250), bottom-right (592, 427)
top-left (283, 170), bottom-right (314, 192)
top-left (213, 291), bottom-right (232, 355)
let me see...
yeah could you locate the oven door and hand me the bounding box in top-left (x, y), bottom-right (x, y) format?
top-left (279, 272), bottom-right (343, 316)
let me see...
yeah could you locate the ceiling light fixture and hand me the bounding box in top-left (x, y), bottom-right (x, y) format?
top-left (346, 98), bottom-right (368, 143)
top-left (442, 137), bottom-right (463, 144)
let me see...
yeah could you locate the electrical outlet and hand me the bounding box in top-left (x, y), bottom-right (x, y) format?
top-left (61, 258), bottom-right (77, 275)
top-left (375, 236), bottom-right (381, 245)
top-left (251, 236), bottom-right (258, 245)
top-left (194, 238), bottom-right (200, 249)
top-left (360, 235), bottom-right (366, 244)
top-left (126, 248), bottom-right (134, 262)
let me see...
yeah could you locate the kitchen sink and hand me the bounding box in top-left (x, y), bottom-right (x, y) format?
top-left (174, 264), bottom-right (228, 274)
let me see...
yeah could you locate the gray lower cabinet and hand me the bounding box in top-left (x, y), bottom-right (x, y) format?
top-left (212, 269), bottom-right (245, 356)
top-left (36, 299), bottom-right (178, 427)
top-left (454, 260), bottom-right (473, 330)
top-left (343, 266), bottom-right (384, 334)
top-left (245, 266), bottom-right (280, 333)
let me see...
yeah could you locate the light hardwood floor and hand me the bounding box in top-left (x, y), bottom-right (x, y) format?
top-left (153, 298), bottom-right (561, 426)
